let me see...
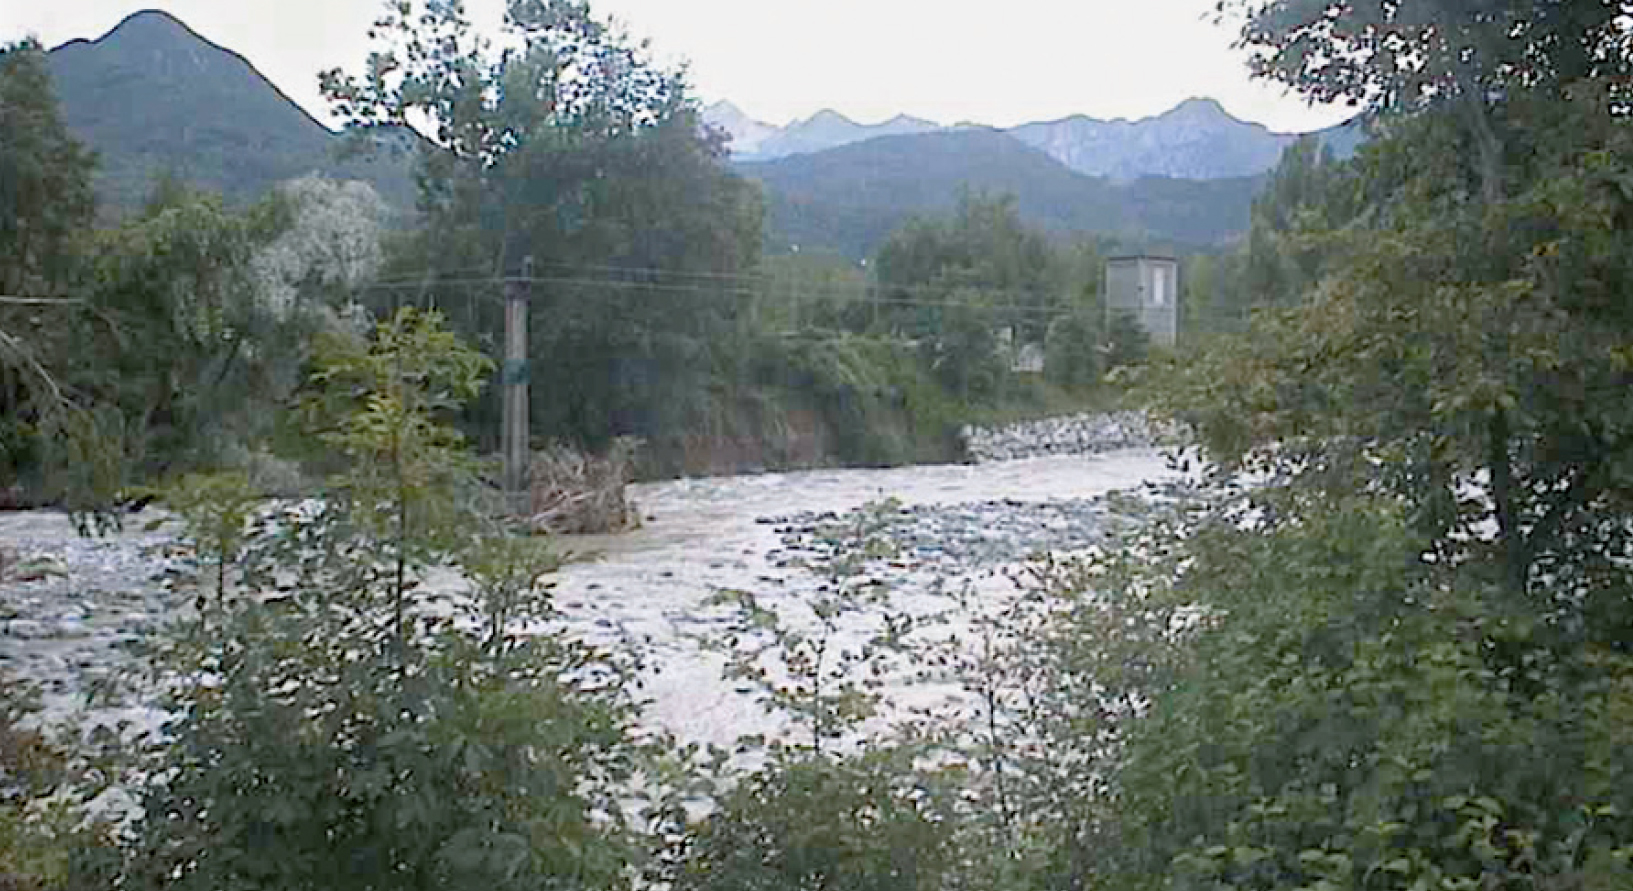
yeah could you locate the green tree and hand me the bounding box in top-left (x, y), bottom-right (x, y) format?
top-left (132, 309), bottom-right (643, 891)
top-left (298, 307), bottom-right (492, 659)
top-left (0, 39), bottom-right (96, 299)
top-left (1241, 135), bottom-right (1359, 313)
top-left (1096, 3), bottom-right (1633, 888)
top-left (1083, 490), bottom-right (1633, 891)
top-left (0, 39), bottom-right (99, 500)
top-left (1225, 0), bottom-right (1632, 206)
top-left (754, 250), bottom-right (872, 334)
top-left (1175, 3), bottom-right (1633, 616)
top-left (1104, 310), bottom-right (1150, 371)
top-left (1044, 307), bottom-right (1100, 390)
top-left (874, 190), bottom-right (1065, 343)
top-left (63, 183), bottom-right (298, 483)
top-left (323, 0), bottom-right (763, 451)
top-left (872, 191), bottom-right (1067, 405)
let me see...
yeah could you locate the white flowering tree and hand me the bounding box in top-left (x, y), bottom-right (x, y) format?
top-left (252, 175), bottom-right (389, 321)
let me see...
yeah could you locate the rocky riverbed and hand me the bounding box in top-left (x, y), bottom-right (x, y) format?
top-left (2, 419), bottom-right (1195, 761)
top-left (961, 410), bottom-right (1188, 463)
top-left (0, 512), bottom-right (184, 713)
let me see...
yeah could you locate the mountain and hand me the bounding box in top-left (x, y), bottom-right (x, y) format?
top-left (39, 11), bottom-right (1271, 256)
top-left (702, 100), bottom-right (779, 156)
top-left (757, 110), bottom-right (941, 159)
top-left (46, 9), bottom-right (415, 213)
top-left (704, 105), bottom-right (943, 162)
top-left (710, 96), bottom-right (1363, 182)
top-left (1008, 97), bottom-right (1297, 181)
top-left (737, 128), bottom-right (1263, 259)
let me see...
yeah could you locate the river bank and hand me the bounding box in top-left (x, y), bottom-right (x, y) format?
top-left (2, 415), bottom-right (1199, 777)
top-left (961, 410), bottom-right (1188, 463)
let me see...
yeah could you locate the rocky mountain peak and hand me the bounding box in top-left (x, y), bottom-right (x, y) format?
top-left (802, 108), bottom-right (855, 127)
top-left (1165, 96), bottom-right (1232, 121)
top-left (55, 9), bottom-right (198, 54)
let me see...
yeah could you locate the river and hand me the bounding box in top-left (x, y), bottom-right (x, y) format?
top-left (546, 449), bottom-right (1180, 747)
top-left (0, 448), bottom-right (1180, 754)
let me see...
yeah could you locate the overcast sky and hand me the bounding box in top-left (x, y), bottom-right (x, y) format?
top-left (2, 0), bottom-right (1356, 133)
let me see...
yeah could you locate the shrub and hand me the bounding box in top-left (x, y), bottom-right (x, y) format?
top-left (129, 309), bottom-right (650, 891)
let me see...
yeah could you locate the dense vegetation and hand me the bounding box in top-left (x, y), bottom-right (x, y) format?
top-left (5, 0), bottom-right (1632, 889)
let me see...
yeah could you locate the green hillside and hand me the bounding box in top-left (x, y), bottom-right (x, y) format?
top-left (46, 9), bottom-right (415, 212)
top-left (738, 127), bottom-right (1262, 258)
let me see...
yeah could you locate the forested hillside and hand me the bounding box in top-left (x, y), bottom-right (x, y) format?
top-left (741, 127), bottom-right (1263, 257)
top-left (46, 10), bottom-right (414, 211)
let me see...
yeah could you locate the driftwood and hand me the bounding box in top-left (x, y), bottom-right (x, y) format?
top-left (528, 437), bottom-right (641, 535)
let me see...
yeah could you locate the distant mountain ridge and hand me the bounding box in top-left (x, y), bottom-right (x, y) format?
top-left (46, 9), bottom-right (415, 212)
top-left (1008, 97), bottom-right (1292, 180)
top-left (40, 11), bottom-right (1275, 258)
top-left (737, 127), bottom-right (1264, 259)
top-left (705, 97), bottom-right (1362, 181)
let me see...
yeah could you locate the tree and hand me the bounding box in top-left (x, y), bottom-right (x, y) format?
top-left (874, 190), bottom-right (1066, 342)
top-left (69, 184), bottom-right (280, 478)
top-left (1224, 0), bottom-right (1633, 204)
top-left (322, 0), bottom-right (764, 450)
top-left (252, 175), bottom-right (390, 318)
top-left (0, 39), bottom-right (96, 298)
top-left (1163, 88), bottom-right (1633, 635)
top-left (1241, 135), bottom-right (1359, 312)
top-left (871, 191), bottom-right (1069, 405)
top-left (133, 309), bottom-right (645, 891)
top-left (0, 39), bottom-right (99, 500)
top-left (1084, 489), bottom-right (1633, 891)
top-left (1103, 310), bottom-right (1151, 372)
top-left (755, 250), bottom-right (872, 334)
top-left (1092, 5), bottom-right (1633, 888)
top-left (1044, 308), bottom-right (1100, 390)
top-left (1172, 3), bottom-right (1633, 614)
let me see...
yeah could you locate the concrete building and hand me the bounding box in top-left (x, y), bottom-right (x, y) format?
top-left (1104, 255), bottom-right (1179, 347)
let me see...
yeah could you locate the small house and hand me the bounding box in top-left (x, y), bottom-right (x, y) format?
top-left (1104, 255), bottom-right (1179, 347)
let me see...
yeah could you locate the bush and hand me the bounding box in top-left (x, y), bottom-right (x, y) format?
top-left (1080, 490), bottom-right (1633, 891)
top-left (1104, 311), bottom-right (1150, 371)
top-left (1044, 309), bottom-right (1101, 390)
top-left (0, 675), bottom-right (124, 891)
top-left (672, 746), bottom-right (959, 891)
top-left (129, 309), bottom-right (651, 891)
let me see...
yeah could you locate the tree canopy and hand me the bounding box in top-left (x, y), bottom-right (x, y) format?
top-left (1107, 4), bottom-right (1633, 888)
top-left (0, 39), bottom-right (96, 299)
top-left (322, 0), bottom-right (764, 452)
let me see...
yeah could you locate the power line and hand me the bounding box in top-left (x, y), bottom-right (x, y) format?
top-left (363, 256), bottom-right (1074, 304)
top-left (0, 295), bottom-right (84, 306)
top-left (356, 270), bottom-right (1082, 316)
top-left (366, 275), bottom-right (1075, 318)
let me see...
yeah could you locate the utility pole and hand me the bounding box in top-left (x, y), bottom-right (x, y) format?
top-left (503, 256), bottom-right (533, 518)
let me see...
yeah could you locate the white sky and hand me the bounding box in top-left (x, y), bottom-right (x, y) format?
top-left (1, 0), bottom-right (1356, 133)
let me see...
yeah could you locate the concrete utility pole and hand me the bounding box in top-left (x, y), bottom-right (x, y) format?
top-left (503, 256), bottom-right (533, 517)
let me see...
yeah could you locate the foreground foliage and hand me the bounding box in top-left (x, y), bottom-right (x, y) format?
top-left (1090, 491), bottom-right (1633, 890)
top-left (1105, 2), bottom-right (1633, 888)
top-left (130, 309), bottom-right (647, 891)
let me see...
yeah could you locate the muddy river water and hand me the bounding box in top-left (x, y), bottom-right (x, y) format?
top-left (546, 449), bottom-right (1180, 746)
top-left (0, 449), bottom-right (1181, 752)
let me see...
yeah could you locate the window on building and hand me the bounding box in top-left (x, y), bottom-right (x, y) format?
top-left (1151, 265), bottom-right (1168, 306)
